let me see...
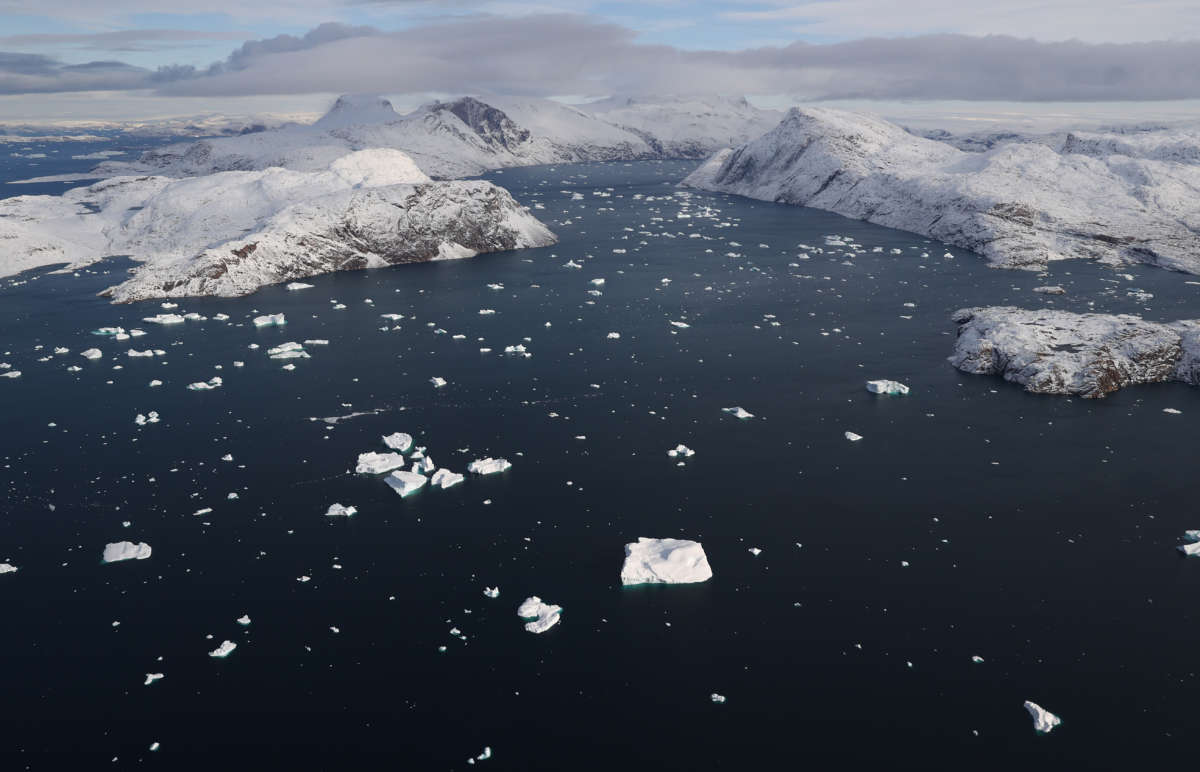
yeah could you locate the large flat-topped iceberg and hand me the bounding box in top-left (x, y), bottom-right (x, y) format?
top-left (620, 538), bottom-right (713, 586)
top-left (951, 306), bottom-right (1200, 398)
top-left (684, 107), bottom-right (1200, 274)
top-left (356, 451), bottom-right (407, 474)
top-left (0, 149), bottom-right (557, 299)
top-left (385, 470), bottom-right (427, 497)
top-left (103, 541), bottom-right (152, 563)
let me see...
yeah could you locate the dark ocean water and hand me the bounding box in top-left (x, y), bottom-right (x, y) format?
top-left (2, 158), bottom-right (1199, 770)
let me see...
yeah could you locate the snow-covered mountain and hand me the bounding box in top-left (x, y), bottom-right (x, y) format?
top-left (0, 149), bottom-right (556, 300)
top-left (586, 95), bottom-right (782, 158)
top-left (951, 306), bottom-right (1200, 398)
top-left (92, 93), bottom-right (778, 180)
top-left (1061, 128), bottom-right (1200, 164)
top-left (683, 107), bottom-right (1200, 274)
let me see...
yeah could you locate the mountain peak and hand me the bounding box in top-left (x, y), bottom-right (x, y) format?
top-left (314, 94), bottom-right (399, 129)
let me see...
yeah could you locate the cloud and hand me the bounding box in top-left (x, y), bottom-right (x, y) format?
top-left (0, 29), bottom-right (250, 53)
top-left (0, 51), bottom-right (154, 93)
top-left (7, 14), bottom-right (1200, 101)
top-left (153, 15), bottom-right (1200, 101)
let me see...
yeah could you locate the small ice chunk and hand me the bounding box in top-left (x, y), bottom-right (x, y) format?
top-left (468, 458), bottom-right (511, 475)
top-left (253, 313), bottom-right (286, 327)
top-left (237, 615), bottom-right (251, 626)
top-left (845, 431), bottom-right (863, 442)
top-left (148, 380), bottom-right (162, 387)
top-left (385, 470), bottom-right (427, 497)
top-left (620, 538), bottom-right (712, 585)
top-left (81, 348), bottom-right (102, 360)
top-left (1023, 701), bottom-right (1061, 734)
top-left (971, 655), bottom-right (985, 663)
top-left (483, 586), bottom-right (500, 599)
top-left (286, 282), bottom-right (314, 291)
top-left (722, 406), bottom-right (754, 419)
top-left (430, 468), bottom-right (465, 489)
top-left (209, 640), bottom-right (237, 658)
top-left (711, 693), bottom-right (727, 704)
top-left (355, 452), bottom-right (406, 474)
top-left (866, 379), bottom-right (910, 396)
top-left (382, 432), bottom-right (413, 452)
top-left (430, 376), bottom-right (447, 388)
top-left (325, 503), bottom-right (357, 517)
top-left (517, 596), bottom-right (561, 634)
top-left (103, 541), bottom-right (151, 563)
top-left (667, 444), bottom-right (695, 458)
top-left (144, 673), bottom-right (164, 686)
top-left (1164, 408), bottom-right (1182, 414)
top-left (606, 332), bottom-right (621, 339)
top-left (1033, 285), bottom-right (1066, 295)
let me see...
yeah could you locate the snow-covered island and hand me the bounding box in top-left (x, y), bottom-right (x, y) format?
top-left (950, 306), bottom-right (1200, 398)
top-left (684, 107), bottom-right (1200, 274)
top-left (0, 148), bottom-right (556, 301)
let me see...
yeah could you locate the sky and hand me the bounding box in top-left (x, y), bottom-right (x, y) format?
top-left (2, 0), bottom-right (1200, 122)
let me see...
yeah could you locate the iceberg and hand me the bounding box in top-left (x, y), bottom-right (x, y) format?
top-left (468, 458), bottom-right (512, 475)
top-left (0, 563), bottom-right (17, 574)
top-left (209, 640), bottom-right (237, 658)
top-left (1178, 541), bottom-right (1200, 557)
top-left (142, 313), bottom-right (185, 325)
top-left (382, 432), bottom-right (413, 452)
top-left (517, 596), bottom-right (562, 634)
top-left (667, 444), bottom-right (695, 458)
top-left (237, 615), bottom-right (251, 626)
top-left (187, 377), bottom-right (223, 391)
top-left (385, 470), bottom-right (427, 497)
top-left (286, 282), bottom-right (314, 290)
top-left (866, 379), bottom-right (910, 396)
top-left (81, 348), bottom-right (102, 360)
top-left (103, 541), bottom-right (152, 563)
top-left (0, 370), bottom-right (20, 379)
top-left (325, 503), bottom-right (358, 517)
top-left (355, 451), bottom-right (407, 474)
top-left (1033, 285), bottom-right (1066, 295)
top-left (93, 326), bottom-right (125, 336)
top-left (483, 586), bottom-right (500, 599)
top-left (620, 538), bottom-right (713, 585)
top-left (144, 673), bottom-right (164, 686)
top-left (1023, 701), bottom-right (1062, 734)
top-left (430, 468), bottom-right (465, 489)
top-left (267, 342), bottom-right (308, 359)
top-left (253, 313), bottom-right (286, 328)
top-left (722, 406), bottom-right (754, 419)
top-left (845, 431), bottom-right (864, 442)
top-left (711, 694), bottom-right (727, 704)
top-left (430, 376), bottom-right (447, 388)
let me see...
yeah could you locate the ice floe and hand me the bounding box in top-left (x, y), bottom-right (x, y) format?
top-left (209, 640), bottom-right (237, 658)
top-left (103, 541), bottom-right (152, 563)
top-left (620, 538), bottom-right (713, 585)
top-left (468, 458), bottom-right (512, 475)
top-left (382, 432), bottom-right (413, 452)
top-left (325, 503), bottom-right (358, 517)
top-left (1023, 701), bottom-right (1061, 734)
top-left (517, 596), bottom-right (562, 634)
top-left (866, 379), bottom-right (910, 396)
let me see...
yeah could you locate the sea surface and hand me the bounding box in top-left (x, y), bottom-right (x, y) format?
top-left (2, 156), bottom-right (1199, 769)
